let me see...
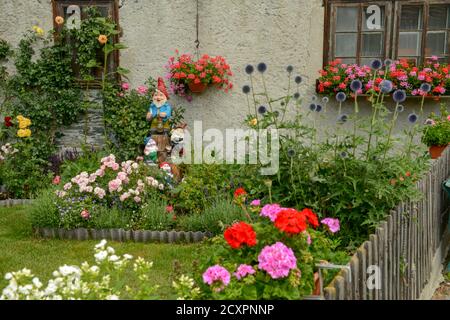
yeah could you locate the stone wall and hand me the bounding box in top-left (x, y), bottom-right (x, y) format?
top-left (0, 0), bottom-right (447, 145)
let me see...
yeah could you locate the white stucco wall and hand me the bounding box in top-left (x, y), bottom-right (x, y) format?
top-left (0, 0), bottom-right (447, 138)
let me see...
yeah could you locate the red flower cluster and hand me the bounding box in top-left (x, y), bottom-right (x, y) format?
top-left (167, 52), bottom-right (233, 94)
top-left (4, 116), bottom-right (12, 127)
top-left (224, 222), bottom-right (257, 249)
top-left (233, 187), bottom-right (247, 198)
top-left (317, 57), bottom-right (450, 97)
top-left (274, 208), bottom-right (319, 234)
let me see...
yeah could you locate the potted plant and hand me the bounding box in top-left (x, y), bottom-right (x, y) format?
top-left (421, 106), bottom-right (450, 159)
top-left (165, 51), bottom-right (233, 100)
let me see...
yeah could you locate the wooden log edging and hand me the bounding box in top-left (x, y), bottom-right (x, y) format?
top-left (0, 199), bottom-right (33, 207)
top-left (33, 227), bottom-right (213, 244)
top-left (324, 147), bottom-right (450, 300)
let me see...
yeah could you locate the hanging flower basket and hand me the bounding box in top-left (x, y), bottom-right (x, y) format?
top-left (165, 50), bottom-right (233, 100)
top-left (188, 81), bottom-right (208, 93)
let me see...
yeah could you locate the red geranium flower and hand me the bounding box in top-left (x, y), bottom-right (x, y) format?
top-left (233, 187), bottom-right (247, 198)
top-left (300, 208), bottom-right (319, 228)
top-left (224, 222), bottom-right (257, 249)
top-left (4, 116), bottom-right (12, 127)
top-left (274, 208), bottom-right (307, 234)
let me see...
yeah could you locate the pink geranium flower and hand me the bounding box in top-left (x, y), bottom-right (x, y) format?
top-left (202, 265), bottom-right (230, 292)
top-left (234, 264), bottom-right (256, 280)
top-left (258, 242), bottom-right (297, 279)
top-left (321, 217), bottom-right (340, 233)
top-left (250, 199), bottom-right (261, 206)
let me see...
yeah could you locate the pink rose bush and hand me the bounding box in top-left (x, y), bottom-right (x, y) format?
top-left (52, 154), bottom-right (169, 229)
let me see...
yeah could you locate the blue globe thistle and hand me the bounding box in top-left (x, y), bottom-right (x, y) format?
top-left (311, 95), bottom-right (317, 101)
top-left (337, 114), bottom-right (348, 123)
top-left (380, 80), bottom-right (393, 93)
top-left (350, 80), bottom-right (363, 92)
top-left (295, 75), bottom-right (303, 84)
top-left (258, 105), bottom-right (267, 114)
top-left (280, 101), bottom-right (285, 106)
top-left (370, 59), bottom-right (383, 70)
top-left (396, 105), bottom-right (404, 113)
top-left (336, 92), bottom-right (347, 102)
top-left (257, 62), bottom-right (267, 73)
top-left (245, 65), bottom-right (254, 75)
top-left (384, 59), bottom-right (393, 66)
top-left (293, 92), bottom-right (300, 100)
top-left (393, 89), bottom-right (407, 103)
top-left (287, 148), bottom-right (296, 157)
top-left (315, 104), bottom-right (323, 112)
top-left (286, 65), bottom-right (294, 73)
top-left (322, 96), bottom-right (329, 104)
top-left (242, 85), bottom-right (251, 94)
top-left (340, 151), bottom-right (348, 159)
top-left (408, 113), bottom-right (418, 124)
top-left (309, 103), bottom-right (317, 112)
top-left (420, 83), bottom-right (431, 93)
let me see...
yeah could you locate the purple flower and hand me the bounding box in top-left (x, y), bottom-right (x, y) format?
top-left (380, 80), bottom-right (393, 93)
top-left (260, 204), bottom-right (282, 222)
top-left (258, 242), bottom-right (297, 279)
top-left (336, 92), bottom-right (347, 102)
top-left (350, 80), bottom-right (363, 92)
top-left (234, 264), bottom-right (256, 280)
top-left (393, 89), bottom-right (407, 103)
top-left (370, 59), bottom-right (382, 70)
top-left (321, 218), bottom-right (340, 233)
top-left (250, 199), bottom-right (261, 206)
top-left (202, 265), bottom-right (231, 291)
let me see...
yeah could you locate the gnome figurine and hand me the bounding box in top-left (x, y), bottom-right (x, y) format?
top-left (146, 78), bottom-right (172, 163)
top-left (143, 138), bottom-right (158, 166)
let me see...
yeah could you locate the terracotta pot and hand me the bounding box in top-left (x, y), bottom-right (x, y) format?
top-left (429, 144), bottom-right (448, 159)
top-left (188, 82), bottom-right (207, 93)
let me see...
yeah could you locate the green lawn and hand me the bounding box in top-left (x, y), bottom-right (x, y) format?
top-left (0, 205), bottom-right (202, 299)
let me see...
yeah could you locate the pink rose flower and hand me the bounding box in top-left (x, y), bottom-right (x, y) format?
top-left (81, 210), bottom-right (90, 220)
top-left (52, 176), bottom-right (61, 185)
top-left (121, 83), bottom-right (130, 90)
top-left (108, 179), bottom-right (122, 192)
top-left (63, 182), bottom-right (72, 191)
top-left (137, 86), bottom-right (148, 95)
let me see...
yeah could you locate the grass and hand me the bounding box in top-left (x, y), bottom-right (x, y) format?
top-left (0, 205), bottom-right (203, 299)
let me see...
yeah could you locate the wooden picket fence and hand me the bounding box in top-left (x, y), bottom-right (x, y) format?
top-left (324, 147), bottom-right (450, 300)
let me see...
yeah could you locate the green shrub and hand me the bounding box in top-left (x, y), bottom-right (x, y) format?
top-left (136, 196), bottom-right (174, 231)
top-left (421, 105), bottom-right (450, 147)
top-left (29, 189), bottom-right (59, 228)
top-left (177, 198), bottom-right (248, 234)
top-left (90, 206), bottom-right (132, 229)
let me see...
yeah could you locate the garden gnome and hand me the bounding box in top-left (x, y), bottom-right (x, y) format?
top-left (159, 161), bottom-right (175, 189)
top-left (146, 77), bottom-right (172, 163)
top-left (143, 138), bottom-right (158, 166)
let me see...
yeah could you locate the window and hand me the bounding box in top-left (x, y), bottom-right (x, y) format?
top-left (324, 0), bottom-right (450, 66)
top-left (52, 0), bottom-right (120, 84)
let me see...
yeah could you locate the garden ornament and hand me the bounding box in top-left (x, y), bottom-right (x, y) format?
top-left (146, 77), bottom-right (172, 163)
top-left (143, 138), bottom-right (158, 166)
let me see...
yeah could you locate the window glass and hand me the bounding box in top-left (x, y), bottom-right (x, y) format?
top-left (362, 33), bottom-right (383, 56)
top-left (336, 7), bottom-right (358, 32)
top-left (400, 6), bottom-right (422, 30)
top-left (399, 33), bottom-right (421, 56)
top-left (335, 33), bottom-right (357, 57)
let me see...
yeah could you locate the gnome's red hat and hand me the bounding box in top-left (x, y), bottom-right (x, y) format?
top-left (157, 77), bottom-right (169, 99)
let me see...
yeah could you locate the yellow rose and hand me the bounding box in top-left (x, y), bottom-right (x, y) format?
top-left (17, 129), bottom-right (32, 138)
top-left (19, 118), bottom-right (31, 129)
top-left (32, 26), bottom-right (44, 36)
top-left (55, 16), bottom-right (64, 25)
top-left (17, 115), bottom-right (24, 121)
top-left (98, 35), bottom-right (108, 45)
top-left (248, 118), bottom-right (258, 126)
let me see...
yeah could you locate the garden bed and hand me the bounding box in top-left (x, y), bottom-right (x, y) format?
top-left (33, 227), bottom-right (211, 243)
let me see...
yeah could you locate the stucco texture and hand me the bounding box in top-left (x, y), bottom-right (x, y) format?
top-left (0, 0), bottom-right (447, 137)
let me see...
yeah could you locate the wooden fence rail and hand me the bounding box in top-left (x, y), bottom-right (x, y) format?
top-left (324, 147), bottom-right (450, 300)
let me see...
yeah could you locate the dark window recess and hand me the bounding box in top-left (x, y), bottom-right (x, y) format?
top-left (52, 0), bottom-right (120, 85)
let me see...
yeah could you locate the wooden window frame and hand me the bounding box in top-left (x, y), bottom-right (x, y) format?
top-left (323, 0), bottom-right (450, 66)
top-left (51, 0), bottom-right (121, 86)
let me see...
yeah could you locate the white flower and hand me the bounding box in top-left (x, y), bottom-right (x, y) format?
top-left (158, 184), bottom-right (164, 190)
top-left (4, 273), bottom-right (12, 280)
top-left (108, 255), bottom-right (119, 262)
top-left (106, 246), bottom-right (115, 254)
top-left (106, 294), bottom-right (120, 300)
top-left (123, 254), bottom-right (133, 260)
top-left (95, 240), bottom-right (107, 249)
top-left (59, 265), bottom-right (80, 277)
top-left (94, 250), bottom-right (108, 262)
top-left (131, 163), bottom-right (139, 170)
top-left (32, 277), bottom-right (42, 288)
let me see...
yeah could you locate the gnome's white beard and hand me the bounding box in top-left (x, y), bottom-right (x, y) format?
top-left (153, 97), bottom-right (167, 108)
